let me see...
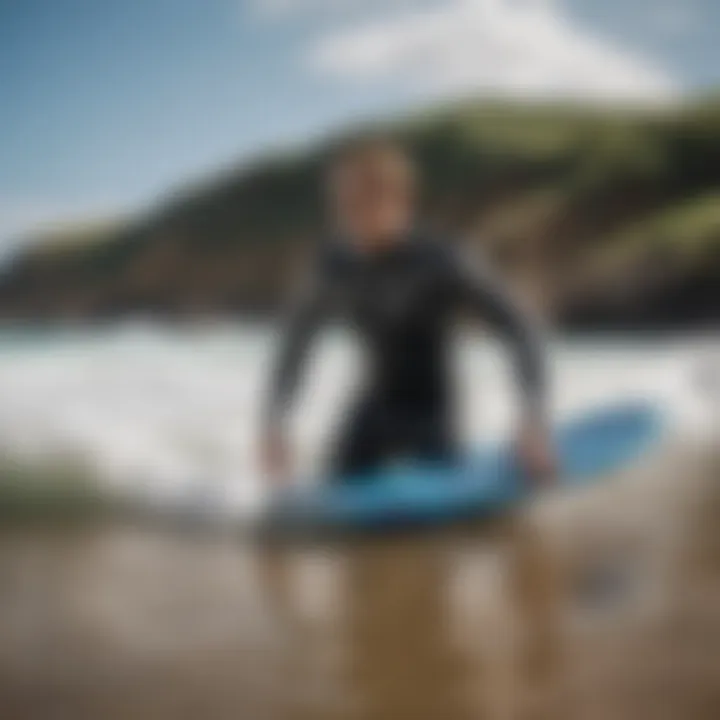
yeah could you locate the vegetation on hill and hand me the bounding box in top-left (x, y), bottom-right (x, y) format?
top-left (1, 98), bottom-right (718, 329)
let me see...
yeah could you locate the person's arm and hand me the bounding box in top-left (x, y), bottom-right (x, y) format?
top-left (448, 249), bottom-right (555, 481)
top-left (261, 262), bottom-right (329, 482)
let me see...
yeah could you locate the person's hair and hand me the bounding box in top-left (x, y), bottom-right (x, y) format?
top-left (324, 132), bottom-right (417, 188)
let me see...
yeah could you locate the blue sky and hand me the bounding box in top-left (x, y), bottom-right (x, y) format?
top-left (0, 0), bottom-right (718, 244)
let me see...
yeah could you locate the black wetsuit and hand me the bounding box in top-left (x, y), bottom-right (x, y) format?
top-left (265, 232), bottom-right (547, 478)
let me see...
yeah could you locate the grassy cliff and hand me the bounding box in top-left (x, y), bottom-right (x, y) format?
top-left (1, 98), bottom-right (719, 329)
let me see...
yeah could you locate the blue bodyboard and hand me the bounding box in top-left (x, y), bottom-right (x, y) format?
top-left (268, 402), bottom-right (664, 533)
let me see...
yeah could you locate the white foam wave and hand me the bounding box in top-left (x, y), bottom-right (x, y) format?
top-left (0, 324), bottom-right (715, 517)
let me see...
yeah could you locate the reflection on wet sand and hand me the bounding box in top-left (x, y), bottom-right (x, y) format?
top-left (0, 442), bottom-right (719, 720)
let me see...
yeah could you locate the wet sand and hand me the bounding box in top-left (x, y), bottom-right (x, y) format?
top-left (1, 440), bottom-right (719, 720)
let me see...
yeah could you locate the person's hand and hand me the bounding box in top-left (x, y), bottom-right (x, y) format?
top-left (515, 420), bottom-right (557, 488)
top-left (260, 425), bottom-right (292, 489)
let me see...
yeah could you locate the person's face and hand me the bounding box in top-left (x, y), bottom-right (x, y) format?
top-left (330, 149), bottom-right (416, 251)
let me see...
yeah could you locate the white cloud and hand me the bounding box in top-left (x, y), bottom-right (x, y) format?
top-left (308, 0), bottom-right (678, 104)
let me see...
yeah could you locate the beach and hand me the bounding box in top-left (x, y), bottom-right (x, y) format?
top-left (0, 327), bottom-right (718, 719)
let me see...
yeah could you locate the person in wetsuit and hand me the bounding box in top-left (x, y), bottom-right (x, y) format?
top-left (261, 136), bottom-right (555, 483)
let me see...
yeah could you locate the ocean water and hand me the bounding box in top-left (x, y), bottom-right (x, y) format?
top-left (0, 323), bottom-right (715, 518)
top-left (1, 325), bottom-right (719, 720)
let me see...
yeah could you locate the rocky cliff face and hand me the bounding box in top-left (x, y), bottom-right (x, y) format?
top-left (1, 100), bottom-right (719, 330)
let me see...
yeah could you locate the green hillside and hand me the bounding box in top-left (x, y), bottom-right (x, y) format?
top-left (1, 98), bottom-right (718, 328)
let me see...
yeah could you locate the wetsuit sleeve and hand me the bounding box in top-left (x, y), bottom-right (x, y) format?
top-left (448, 249), bottom-right (549, 424)
top-left (264, 263), bottom-right (330, 431)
